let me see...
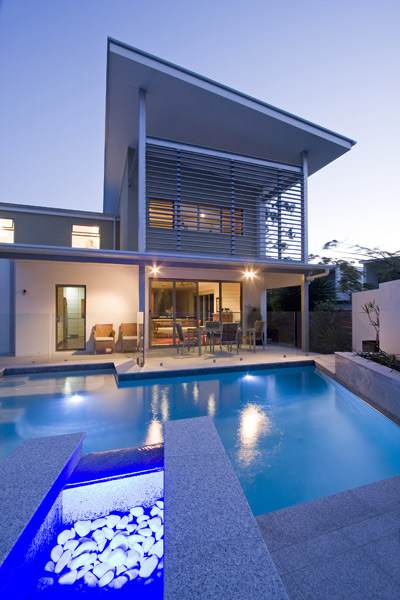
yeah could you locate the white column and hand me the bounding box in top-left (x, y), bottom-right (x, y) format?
top-left (138, 88), bottom-right (147, 253)
top-left (301, 274), bottom-right (309, 352)
top-left (301, 151), bottom-right (308, 262)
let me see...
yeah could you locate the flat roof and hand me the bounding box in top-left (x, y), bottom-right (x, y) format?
top-left (104, 38), bottom-right (356, 213)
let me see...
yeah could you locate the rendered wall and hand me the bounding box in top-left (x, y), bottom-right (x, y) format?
top-left (15, 261), bottom-right (139, 357)
top-left (352, 280), bottom-right (400, 354)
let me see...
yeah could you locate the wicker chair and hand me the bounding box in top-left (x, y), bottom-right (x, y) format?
top-left (254, 320), bottom-right (266, 349)
top-left (120, 323), bottom-right (138, 352)
top-left (94, 324), bottom-right (115, 354)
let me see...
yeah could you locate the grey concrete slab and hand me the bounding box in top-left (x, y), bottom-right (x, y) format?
top-left (361, 532), bottom-right (400, 585)
top-left (164, 417), bottom-right (288, 600)
top-left (292, 548), bottom-right (400, 600)
top-left (271, 529), bottom-right (356, 573)
top-left (0, 433), bottom-right (85, 593)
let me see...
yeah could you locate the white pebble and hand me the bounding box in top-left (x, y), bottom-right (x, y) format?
top-left (130, 506), bottom-right (144, 517)
top-left (142, 536), bottom-right (155, 554)
top-left (92, 529), bottom-right (106, 544)
top-left (44, 561), bottom-right (55, 573)
top-left (99, 570), bottom-right (114, 588)
top-left (57, 529), bottom-right (75, 546)
top-left (139, 555), bottom-right (158, 578)
top-left (93, 562), bottom-right (113, 579)
top-left (150, 539), bottom-right (164, 559)
top-left (131, 543), bottom-right (144, 558)
top-left (76, 564), bottom-right (91, 580)
top-left (74, 520), bottom-right (91, 537)
top-left (126, 524), bottom-right (135, 533)
top-left (156, 500), bottom-right (164, 509)
top-left (64, 539), bottom-right (79, 552)
top-left (125, 568), bottom-right (139, 581)
top-left (155, 525), bottom-right (164, 541)
top-left (73, 540), bottom-right (97, 557)
top-left (137, 514), bottom-right (150, 523)
top-left (99, 547), bottom-right (112, 563)
top-left (55, 549), bottom-right (72, 574)
top-left (84, 571), bottom-right (98, 587)
top-left (128, 534), bottom-right (145, 546)
top-left (124, 549), bottom-right (140, 569)
top-left (139, 528), bottom-right (152, 537)
top-left (150, 506), bottom-right (159, 516)
top-left (106, 514), bottom-right (121, 528)
top-left (148, 517), bottom-right (162, 532)
top-left (110, 534), bottom-right (129, 551)
top-left (116, 564), bottom-right (127, 576)
top-left (110, 575), bottom-right (128, 589)
top-left (59, 570), bottom-right (77, 585)
top-left (70, 553), bottom-right (92, 570)
top-left (108, 548), bottom-right (127, 567)
top-left (50, 545), bottom-right (63, 563)
top-left (102, 526), bottom-right (114, 540)
top-left (91, 517), bottom-right (107, 530)
top-left (116, 515), bottom-right (129, 529)
top-left (157, 558), bottom-right (164, 570)
top-left (97, 538), bottom-right (107, 553)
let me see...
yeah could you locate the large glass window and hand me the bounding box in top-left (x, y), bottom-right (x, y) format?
top-left (71, 224), bottom-right (100, 249)
top-left (56, 285), bottom-right (86, 350)
top-left (0, 218), bottom-right (14, 243)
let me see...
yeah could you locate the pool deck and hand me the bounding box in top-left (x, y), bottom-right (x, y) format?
top-left (0, 344), bottom-right (336, 378)
top-left (257, 475), bottom-right (400, 599)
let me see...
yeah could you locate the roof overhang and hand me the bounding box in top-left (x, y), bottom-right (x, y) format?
top-left (104, 38), bottom-right (356, 213)
top-left (0, 243), bottom-right (332, 275)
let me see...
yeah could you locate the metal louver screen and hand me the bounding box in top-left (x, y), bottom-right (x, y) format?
top-left (146, 142), bottom-right (304, 261)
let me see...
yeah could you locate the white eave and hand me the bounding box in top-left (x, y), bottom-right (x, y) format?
top-left (0, 243), bottom-right (332, 275)
top-left (104, 38), bottom-right (356, 213)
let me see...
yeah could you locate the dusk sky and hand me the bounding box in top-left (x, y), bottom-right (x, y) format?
top-left (0, 0), bottom-right (399, 258)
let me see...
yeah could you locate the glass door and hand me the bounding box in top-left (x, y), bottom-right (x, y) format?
top-left (174, 281), bottom-right (198, 345)
top-left (150, 281), bottom-right (174, 346)
top-left (56, 285), bottom-right (86, 350)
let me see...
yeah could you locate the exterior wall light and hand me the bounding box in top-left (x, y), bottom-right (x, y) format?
top-left (151, 265), bottom-right (159, 275)
top-left (244, 270), bottom-right (255, 279)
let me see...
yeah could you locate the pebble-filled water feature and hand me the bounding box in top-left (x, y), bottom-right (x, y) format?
top-left (36, 500), bottom-right (164, 596)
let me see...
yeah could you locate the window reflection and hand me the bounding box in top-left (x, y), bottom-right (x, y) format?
top-left (207, 393), bottom-right (216, 418)
top-left (145, 419), bottom-right (163, 445)
top-left (237, 404), bottom-right (271, 466)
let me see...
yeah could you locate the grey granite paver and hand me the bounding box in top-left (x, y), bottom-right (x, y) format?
top-left (164, 417), bottom-right (288, 599)
top-left (0, 433), bottom-right (85, 593)
top-left (292, 548), bottom-right (400, 600)
top-left (360, 532), bottom-right (400, 584)
top-left (340, 508), bottom-right (400, 545)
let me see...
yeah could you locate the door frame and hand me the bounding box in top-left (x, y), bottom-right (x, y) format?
top-left (55, 284), bottom-right (86, 351)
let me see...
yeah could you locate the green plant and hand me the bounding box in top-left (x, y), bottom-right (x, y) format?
top-left (245, 304), bottom-right (262, 328)
top-left (361, 300), bottom-right (380, 348)
top-left (358, 350), bottom-right (400, 374)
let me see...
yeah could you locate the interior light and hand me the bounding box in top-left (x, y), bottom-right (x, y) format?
top-left (200, 213), bottom-right (205, 218)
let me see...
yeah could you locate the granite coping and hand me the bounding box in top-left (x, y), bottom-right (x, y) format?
top-left (164, 416), bottom-right (289, 599)
top-left (0, 432), bottom-right (85, 593)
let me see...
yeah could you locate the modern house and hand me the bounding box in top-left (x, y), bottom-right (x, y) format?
top-left (0, 38), bottom-right (355, 359)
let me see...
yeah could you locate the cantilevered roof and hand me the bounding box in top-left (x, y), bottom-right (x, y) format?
top-left (104, 38), bottom-right (356, 214)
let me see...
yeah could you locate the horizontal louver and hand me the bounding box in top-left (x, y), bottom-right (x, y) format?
top-left (146, 142), bottom-right (304, 261)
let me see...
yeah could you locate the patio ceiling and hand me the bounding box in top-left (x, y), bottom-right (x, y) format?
top-left (104, 39), bottom-right (356, 214)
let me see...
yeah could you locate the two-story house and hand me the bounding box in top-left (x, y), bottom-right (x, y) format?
top-left (0, 39), bottom-right (355, 358)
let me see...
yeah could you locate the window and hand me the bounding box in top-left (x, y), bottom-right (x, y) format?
top-left (0, 218), bottom-right (14, 243)
top-left (149, 199), bottom-right (243, 235)
top-left (148, 200), bottom-right (174, 228)
top-left (71, 224), bottom-right (100, 249)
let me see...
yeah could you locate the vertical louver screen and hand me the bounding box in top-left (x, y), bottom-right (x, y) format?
top-left (146, 142), bottom-right (304, 261)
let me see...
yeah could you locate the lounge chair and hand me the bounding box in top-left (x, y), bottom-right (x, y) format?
top-left (94, 323), bottom-right (115, 354)
top-left (120, 323), bottom-right (138, 352)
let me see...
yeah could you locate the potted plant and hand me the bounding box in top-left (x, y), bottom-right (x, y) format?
top-left (361, 300), bottom-right (380, 352)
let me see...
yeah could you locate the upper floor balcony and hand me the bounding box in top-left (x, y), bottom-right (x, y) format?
top-left (145, 139), bottom-right (305, 262)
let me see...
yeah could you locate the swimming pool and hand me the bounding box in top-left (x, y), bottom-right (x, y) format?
top-left (1, 365), bottom-right (399, 515)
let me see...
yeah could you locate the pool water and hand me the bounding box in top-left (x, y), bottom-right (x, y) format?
top-left (0, 366), bottom-right (399, 515)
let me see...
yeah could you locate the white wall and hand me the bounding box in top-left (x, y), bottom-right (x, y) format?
top-left (379, 280), bottom-right (400, 354)
top-left (15, 261), bottom-right (139, 357)
top-left (352, 289), bottom-right (379, 352)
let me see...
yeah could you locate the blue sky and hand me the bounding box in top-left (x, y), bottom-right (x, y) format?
top-left (0, 0), bottom-right (399, 257)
